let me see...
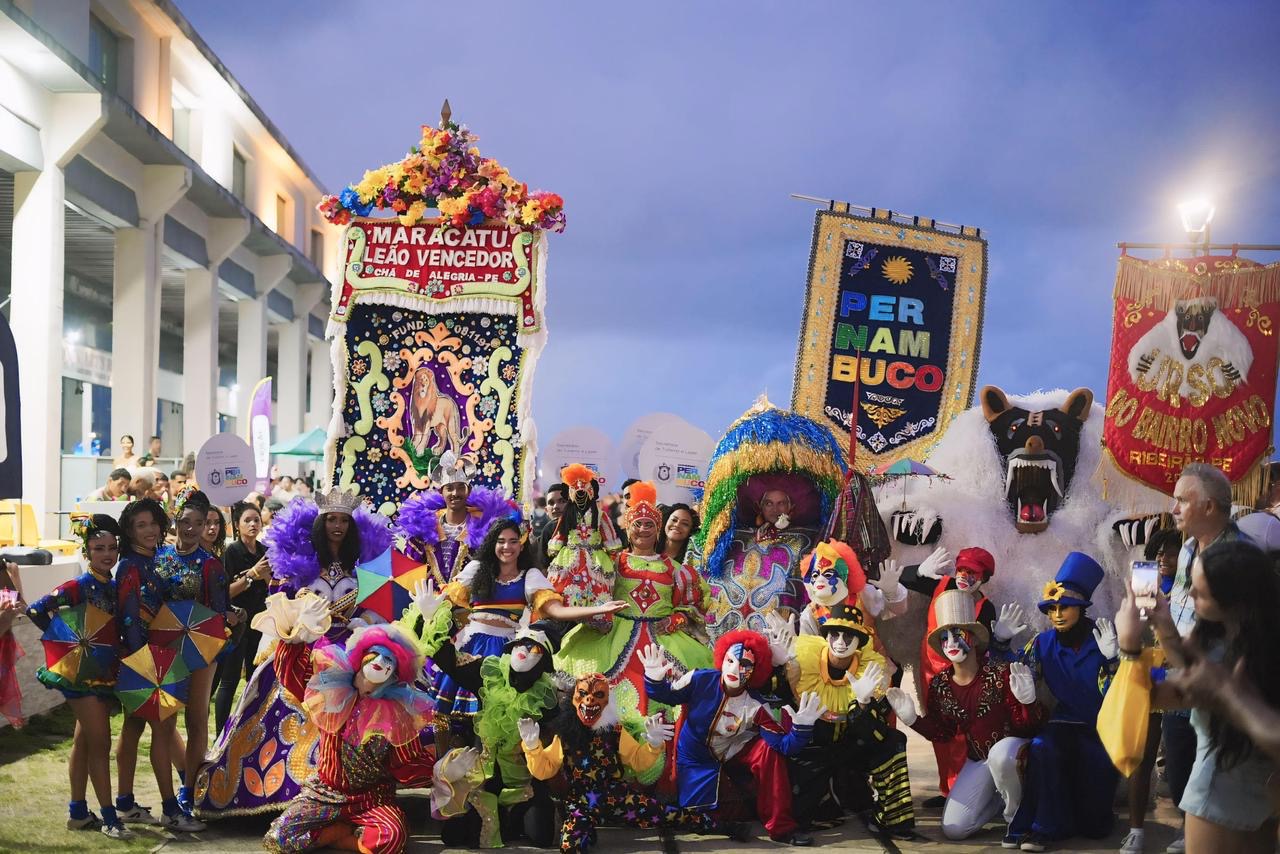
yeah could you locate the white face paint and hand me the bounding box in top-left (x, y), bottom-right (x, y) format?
top-left (825, 629), bottom-right (861, 659)
top-left (940, 628), bottom-right (971, 663)
top-left (804, 569), bottom-right (848, 607)
top-left (954, 570), bottom-right (983, 592)
top-left (509, 643), bottom-right (545, 673)
top-left (720, 644), bottom-right (755, 693)
top-left (361, 651), bottom-right (395, 685)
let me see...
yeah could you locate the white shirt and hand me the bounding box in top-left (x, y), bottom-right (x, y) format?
top-left (709, 691), bottom-right (762, 761)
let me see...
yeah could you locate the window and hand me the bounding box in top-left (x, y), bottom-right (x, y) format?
top-left (231, 148), bottom-right (247, 200)
top-left (309, 229), bottom-right (324, 268)
top-left (88, 15), bottom-right (119, 92)
top-left (172, 104), bottom-right (191, 153)
top-left (275, 194), bottom-right (290, 241)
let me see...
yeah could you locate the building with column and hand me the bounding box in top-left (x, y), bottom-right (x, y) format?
top-left (0, 0), bottom-right (339, 537)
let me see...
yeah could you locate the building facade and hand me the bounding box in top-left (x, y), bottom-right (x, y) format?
top-left (0, 0), bottom-right (338, 535)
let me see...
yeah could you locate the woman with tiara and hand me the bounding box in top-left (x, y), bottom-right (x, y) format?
top-left (194, 487), bottom-right (391, 819)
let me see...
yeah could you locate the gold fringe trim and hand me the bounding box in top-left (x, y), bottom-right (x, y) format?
top-left (1095, 444), bottom-right (1273, 510)
top-left (1114, 256), bottom-right (1280, 311)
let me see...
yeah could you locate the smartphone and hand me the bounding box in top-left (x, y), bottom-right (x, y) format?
top-left (1131, 560), bottom-right (1159, 610)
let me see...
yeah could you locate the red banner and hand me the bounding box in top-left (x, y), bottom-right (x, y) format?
top-left (1103, 255), bottom-right (1280, 497)
top-left (330, 218), bottom-right (540, 330)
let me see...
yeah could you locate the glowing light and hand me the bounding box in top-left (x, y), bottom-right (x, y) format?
top-left (1177, 199), bottom-right (1216, 235)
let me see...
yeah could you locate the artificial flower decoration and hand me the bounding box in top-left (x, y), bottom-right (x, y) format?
top-left (317, 119), bottom-right (565, 233)
top-left (1041, 580), bottom-right (1066, 603)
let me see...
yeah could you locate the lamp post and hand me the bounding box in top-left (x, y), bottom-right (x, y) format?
top-left (1177, 199), bottom-right (1216, 256)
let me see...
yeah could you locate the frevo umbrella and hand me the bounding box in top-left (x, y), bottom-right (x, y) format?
top-left (41, 603), bottom-right (118, 689)
top-left (117, 643), bottom-right (191, 722)
top-left (148, 600), bottom-right (227, 671)
top-left (869, 458), bottom-right (951, 508)
top-left (355, 547), bottom-right (430, 623)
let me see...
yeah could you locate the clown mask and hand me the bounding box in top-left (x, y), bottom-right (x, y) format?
top-left (510, 641), bottom-right (546, 673)
top-left (940, 628), bottom-right (972, 663)
top-left (361, 647), bottom-right (396, 687)
top-left (825, 628), bottom-right (862, 661)
top-left (720, 642), bottom-right (756, 695)
top-left (804, 544), bottom-right (850, 607)
top-left (1046, 603), bottom-right (1081, 633)
top-left (954, 567), bottom-right (985, 592)
top-left (572, 675), bottom-right (610, 728)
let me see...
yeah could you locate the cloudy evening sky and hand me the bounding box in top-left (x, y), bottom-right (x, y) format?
top-left (178, 0), bottom-right (1280, 456)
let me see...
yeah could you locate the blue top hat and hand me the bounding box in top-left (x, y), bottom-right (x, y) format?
top-left (1038, 551), bottom-right (1105, 613)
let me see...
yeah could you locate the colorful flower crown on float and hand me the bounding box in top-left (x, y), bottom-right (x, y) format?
top-left (317, 101), bottom-right (565, 233)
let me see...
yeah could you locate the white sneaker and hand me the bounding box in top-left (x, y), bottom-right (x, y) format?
top-left (1166, 837), bottom-right (1185, 854)
top-left (1120, 829), bottom-right (1145, 852)
top-left (117, 804), bottom-right (159, 825)
top-left (66, 812), bottom-right (102, 831)
top-left (162, 811), bottom-right (206, 833)
top-left (101, 823), bottom-right (135, 840)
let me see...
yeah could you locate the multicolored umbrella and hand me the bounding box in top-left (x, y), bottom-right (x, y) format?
top-left (117, 643), bottom-right (190, 722)
top-left (868, 458), bottom-right (951, 507)
top-left (355, 547), bottom-right (429, 622)
top-left (148, 600), bottom-right (227, 671)
top-left (40, 603), bottom-right (117, 688)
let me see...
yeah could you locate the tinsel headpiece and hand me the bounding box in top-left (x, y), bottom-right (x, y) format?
top-left (430, 451), bottom-right (477, 489)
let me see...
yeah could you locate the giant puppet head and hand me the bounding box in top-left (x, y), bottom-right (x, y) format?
top-left (713, 629), bottom-right (772, 696)
top-left (558, 463), bottom-right (602, 532)
top-left (801, 540), bottom-right (866, 608)
top-left (981, 385), bottom-right (1094, 534)
top-left (570, 673), bottom-right (614, 729)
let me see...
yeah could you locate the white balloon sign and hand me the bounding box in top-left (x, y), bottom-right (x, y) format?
top-left (540, 426), bottom-right (617, 489)
top-left (637, 420), bottom-right (715, 504)
top-left (617, 413), bottom-right (686, 480)
top-left (195, 433), bottom-right (256, 506)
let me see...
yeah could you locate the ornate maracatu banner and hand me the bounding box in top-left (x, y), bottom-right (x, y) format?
top-left (792, 207), bottom-right (986, 469)
top-left (1103, 254), bottom-right (1280, 499)
top-left (319, 117), bottom-right (564, 512)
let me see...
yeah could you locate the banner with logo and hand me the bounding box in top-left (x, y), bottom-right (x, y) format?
top-left (327, 219), bottom-right (547, 512)
top-left (637, 418), bottom-right (714, 505)
top-left (792, 207), bottom-right (986, 469)
top-left (1102, 255), bottom-right (1280, 500)
top-left (539, 426), bottom-right (616, 490)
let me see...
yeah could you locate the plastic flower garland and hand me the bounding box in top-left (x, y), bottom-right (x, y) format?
top-left (317, 120), bottom-right (565, 232)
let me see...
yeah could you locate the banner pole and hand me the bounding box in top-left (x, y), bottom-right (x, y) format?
top-left (847, 348), bottom-right (862, 480)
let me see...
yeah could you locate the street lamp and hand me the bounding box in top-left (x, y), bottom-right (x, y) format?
top-left (1177, 199), bottom-right (1215, 255)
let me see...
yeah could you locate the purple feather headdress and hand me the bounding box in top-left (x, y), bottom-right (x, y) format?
top-left (393, 486), bottom-right (520, 551)
top-left (266, 496), bottom-right (393, 590)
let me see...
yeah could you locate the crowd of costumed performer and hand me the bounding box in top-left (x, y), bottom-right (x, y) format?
top-left (254, 594), bottom-right (434, 854)
top-left (796, 538), bottom-right (905, 672)
top-left (555, 481), bottom-right (712, 733)
top-left (989, 552), bottom-right (1121, 852)
top-left (764, 601), bottom-right (916, 840)
top-left (885, 590), bottom-right (1044, 843)
top-left (195, 488), bottom-right (392, 819)
top-left (697, 396), bottom-right (882, 640)
top-left (517, 674), bottom-right (739, 854)
top-left (545, 463), bottom-right (622, 611)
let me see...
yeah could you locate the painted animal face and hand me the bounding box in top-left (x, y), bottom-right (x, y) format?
top-left (720, 642), bottom-right (756, 694)
top-left (982, 385), bottom-right (1093, 534)
top-left (572, 675), bottom-right (610, 727)
top-left (1174, 299), bottom-right (1217, 360)
top-left (940, 628), bottom-right (972, 663)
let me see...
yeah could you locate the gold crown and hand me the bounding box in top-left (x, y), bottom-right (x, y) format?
top-left (317, 487), bottom-right (362, 516)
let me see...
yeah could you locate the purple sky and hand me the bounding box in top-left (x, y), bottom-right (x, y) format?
top-left (178, 1), bottom-right (1280, 450)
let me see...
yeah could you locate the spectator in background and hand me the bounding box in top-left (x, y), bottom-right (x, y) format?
top-left (613, 478), bottom-right (639, 549)
top-left (88, 469), bottom-right (132, 502)
top-left (112, 435), bottom-right (138, 469)
top-left (170, 471), bottom-right (188, 493)
top-left (138, 436), bottom-right (163, 467)
top-left (531, 483), bottom-right (569, 568)
top-left (272, 476), bottom-right (295, 500)
top-left (150, 472), bottom-right (170, 505)
top-left (201, 506), bottom-right (227, 560)
top-left (660, 503), bottom-right (701, 565)
top-left (294, 479), bottom-right (312, 499)
top-left (261, 497), bottom-right (285, 530)
top-left (213, 500), bottom-right (271, 732)
top-left (128, 471), bottom-right (156, 502)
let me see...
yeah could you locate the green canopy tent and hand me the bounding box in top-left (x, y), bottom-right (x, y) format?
top-left (268, 427), bottom-right (327, 459)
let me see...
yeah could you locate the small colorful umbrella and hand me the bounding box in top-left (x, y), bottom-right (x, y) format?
top-left (117, 643), bottom-right (190, 722)
top-left (355, 547), bottom-right (429, 622)
top-left (148, 600), bottom-right (227, 671)
top-left (868, 458), bottom-right (951, 507)
top-left (41, 603), bottom-right (117, 688)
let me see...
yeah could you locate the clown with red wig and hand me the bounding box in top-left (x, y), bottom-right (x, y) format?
top-left (641, 629), bottom-right (825, 846)
top-left (258, 593), bottom-right (436, 854)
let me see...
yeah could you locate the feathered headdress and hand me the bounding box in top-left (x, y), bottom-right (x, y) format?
top-left (266, 496), bottom-right (393, 590)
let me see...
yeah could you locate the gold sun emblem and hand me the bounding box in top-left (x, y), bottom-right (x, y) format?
top-left (882, 256), bottom-right (913, 285)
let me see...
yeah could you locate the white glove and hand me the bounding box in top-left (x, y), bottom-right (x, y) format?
top-left (885, 687), bottom-right (918, 726)
top-left (1008, 662), bottom-right (1037, 705)
top-left (789, 691), bottom-right (826, 727)
top-left (638, 643), bottom-right (672, 682)
top-left (993, 602), bottom-right (1028, 642)
top-left (439, 746), bottom-right (481, 782)
top-left (917, 547), bottom-right (953, 580)
top-left (764, 611), bottom-right (796, 666)
top-left (517, 717), bottom-right (541, 750)
top-left (642, 712), bottom-right (674, 747)
top-left (848, 661), bottom-right (885, 705)
top-left (289, 593), bottom-right (332, 643)
top-left (412, 579), bottom-right (448, 620)
top-left (1093, 618), bottom-right (1118, 660)
top-left (873, 560), bottom-right (904, 593)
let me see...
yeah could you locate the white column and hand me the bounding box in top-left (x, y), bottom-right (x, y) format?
top-left (275, 316), bottom-right (308, 475)
top-left (11, 168), bottom-right (67, 534)
top-left (110, 224), bottom-right (162, 446)
top-left (235, 297), bottom-right (268, 423)
top-left (181, 267), bottom-right (218, 452)
top-left (307, 337), bottom-right (333, 430)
